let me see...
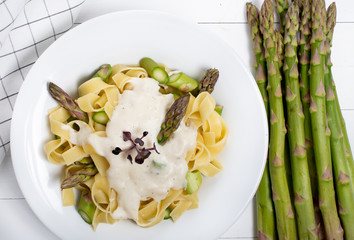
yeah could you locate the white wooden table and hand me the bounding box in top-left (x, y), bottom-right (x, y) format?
top-left (1, 0), bottom-right (353, 239)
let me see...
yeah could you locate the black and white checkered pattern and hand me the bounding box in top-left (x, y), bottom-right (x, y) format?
top-left (0, 0), bottom-right (85, 162)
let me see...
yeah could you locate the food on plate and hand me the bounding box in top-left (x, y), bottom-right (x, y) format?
top-left (45, 59), bottom-right (228, 230)
top-left (247, 0), bottom-right (354, 239)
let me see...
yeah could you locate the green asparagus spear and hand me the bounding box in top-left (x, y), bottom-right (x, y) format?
top-left (214, 105), bottom-right (223, 115)
top-left (276, 30), bottom-right (293, 200)
top-left (324, 4), bottom-right (354, 239)
top-left (274, 0), bottom-right (290, 32)
top-left (299, 1), bottom-right (325, 237)
top-left (72, 164), bottom-right (98, 176)
top-left (78, 189), bottom-right (96, 224)
top-left (92, 111), bottom-right (109, 125)
top-left (246, 1), bottom-right (269, 117)
top-left (283, 3), bottom-right (318, 239)
top-left (309, 1), bottom-right (343, 239)
top-left (168, 72), bottom-right (199, 92)
top-left (48, 82), bottom-right (88, 122)
top-left (246, 3), bottom-right (276, 240)
top-left (185, 170), bottom-right (202, 194)
top-left (61, 174), bottom-right (91, 190)
top-left (325, 67), bottom-right (354, 240)
top-left (77, 157), bottom-right (93, 165)
top-left (139, 57), bottom-right (169, 84)
top-left (61, 164), bottom-right (98, 189)
top-left (164, 208), bottom-right (172, 220)
top-left (299, 0), bottom-right (318, 205)
top-left (198, 68), bottom-right (219, 94)
top-left (331, 73), bottom-right (354, 195)
top-left (260, 1), bottom-right (297, 239)
top-left (93, 64), bottom-right (112, 82)
top-left (326, 1), bottom-right (354, 197)
top-left (157, 94), bottom-right (190, 145)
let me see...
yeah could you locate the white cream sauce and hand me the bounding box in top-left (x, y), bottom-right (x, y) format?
top-left (71, 77), bottom-right (197, 221)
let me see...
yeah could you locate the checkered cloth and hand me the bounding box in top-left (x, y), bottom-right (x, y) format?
top-left (0, 0), bottom-right (85, 163)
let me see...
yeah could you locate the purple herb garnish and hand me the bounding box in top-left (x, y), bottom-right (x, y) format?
top-left (112, 147), bottom-right (122, 155)
top-left (123, 131), bottom-right (131, 141)
top-left (134, 131), bottom-right (148, 146)
top-left (127, 155), bottom-right (133, 164)
top-left (134, 138), bottom-right (144, 146)
top-left (112, 131), bottom-right (159, 164)
top-left (135, 149), bottom-right (151, 164)
top-left (145, 143), bottom-right (160, 154)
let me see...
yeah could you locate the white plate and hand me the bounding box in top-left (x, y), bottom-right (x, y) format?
top-left (11, 10), bottom-right (268, 240)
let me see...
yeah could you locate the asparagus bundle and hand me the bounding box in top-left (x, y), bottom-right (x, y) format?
top-left (246, 3), bottom-right (276, 240)
top-left (259, 0), bottom-right (297, 239)
top-left (247, 0), bottom-right (354, 239)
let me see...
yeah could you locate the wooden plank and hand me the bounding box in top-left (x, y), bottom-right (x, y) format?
top-left (198, 23), bottom-right (354, 68)
top-left (0, 199), bottom-right (58, 239)
top-left (77, 0), bottom-right (354, 23)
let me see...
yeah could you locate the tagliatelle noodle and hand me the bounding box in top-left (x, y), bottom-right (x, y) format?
top-left (76, 77), bottom-right (119, 119)
top-left (45, 63), bottom-right (228, 230)
top-left (111, 64), bottom-right (147, 92)
top-left (184, 92), bottom-right (229, 177)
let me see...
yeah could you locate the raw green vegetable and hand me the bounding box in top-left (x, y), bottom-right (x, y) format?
top-left (92, 111), bottom-right (109, 125)
top-left (168, 72), bottom-right (199, 93)
top-left (276, 28), bottom-right (293, 201)
top-left (139, 57), bottom-right (169, 84)
top-left (185, 170), bottom-right (202, 194)
top-left (299, 0), bottom-right (324, 236)
top-left (259, 1), bottom-right (297, 239)
top-left (332, 75), bottom-right (354, 194)
top-left (246, 3), bottom-right (276, 240)
top-left (283, 3), bottom-right (317, 239)
top-left (324, 3), bottom-right (354, 239)
top-left (274, 0), bottom-right (289, 32)
top-left (325, 0), bottom-right (354, 198)
top-left (309, 0), bottom-right (343, 238)
top-left (78, 190), bottom-right (96, 224)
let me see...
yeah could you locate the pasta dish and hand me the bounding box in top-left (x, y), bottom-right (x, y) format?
top-left (45, 58), bottom-right (228, 230)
